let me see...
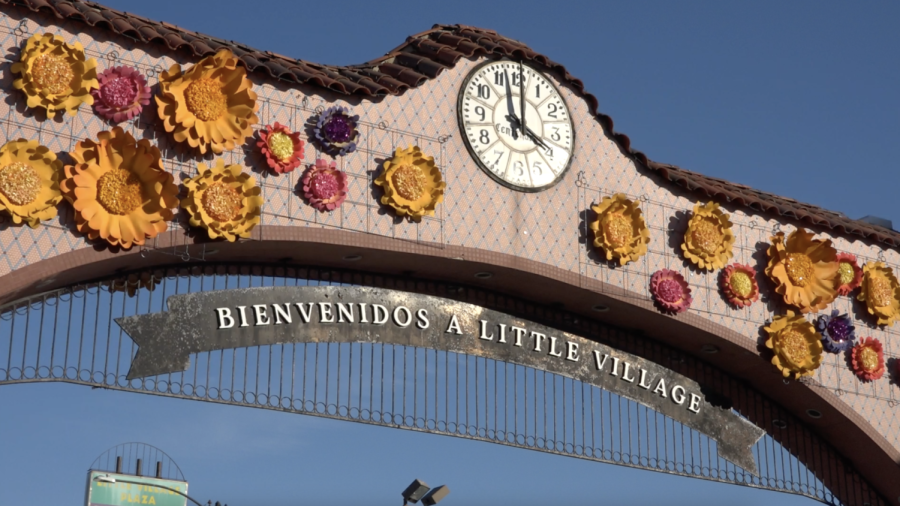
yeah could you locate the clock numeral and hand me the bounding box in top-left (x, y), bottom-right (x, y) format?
top-left (479, 129), bottom-right (491, 145)
top-left (544, 146), bottom-right (554, 158)
top-left (511, 72), bottom-right (521, 87)
top-left (477, 84), bottom-right (491, 100)
top-left (494, 71), bottom-right (504, 86)
top-left (535, 84), bottom-right (540, 98)
top-left (513, 160), bottom-right (525, 177)
top-left (532, 161), bottom-right (543, 176)
top-left (551, 127), bottom-right (561, 142)
top-left (493, 150), bottom-right (504, 167)
top-left (547, 103), bottom-right (558, 119)
top-left (475, 105), bottom-right (486, 122)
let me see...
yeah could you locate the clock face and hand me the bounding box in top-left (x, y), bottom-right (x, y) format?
top-left (458, 60), bottom-right (574, 192)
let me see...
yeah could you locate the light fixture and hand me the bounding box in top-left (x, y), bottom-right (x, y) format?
top-left (806, 409), bottom-right (822, 419)
top-left (700, 344), bottom-right (719, 354)
top-left (474, 272), bottom-right (492, 279)
top-left (591, 304), bottom-right (609, 313)
top-left (402, 479), bottom-right (431, 504)
top-left (342, 254), bottom-right (362, 262)
top-left (772, 419), bottom-right (787, 429)
top-left (422, 485), bottom-right (450, 505)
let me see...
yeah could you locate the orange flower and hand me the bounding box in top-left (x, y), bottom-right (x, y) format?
top-left (765, 228), bottom-right (839, 313)
top-left (11, 33), bottom-right (98, 118)
top-left (857, 262), bottom-right (900, 327)
top-left (835, 253), bottom-right (863, 296)
top-left (182, 159), bottom-right (263, 241)
top-left (720, 263), bottom-right (759, 308)
top-left (764, 311), bottom-right (824, 379)
top-left (62, 128), bottom-right (179, 248)
top-left (589, 194), bottom-right (650, 265)
top-left (850, 337), bottom-right (885, 381)
top-left (681, 201), bottom-right (734, 270)
top-left (156, 49), bottom-right (258, 154)
top-left (375, 146), bottom-right (445, 221)
top-left (0, 139), bottom-right (63, 227)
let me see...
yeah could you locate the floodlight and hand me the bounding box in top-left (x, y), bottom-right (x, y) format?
top-left (421, 485), bottom-right (449, 505)
top-left (96, 475), bottom-right (116, 483)
top-left (402, 479), bottom-right (431, 504)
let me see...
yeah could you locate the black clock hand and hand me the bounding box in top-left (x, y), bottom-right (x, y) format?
top-left (524, 126), bottom-right (550, 150)
top-left (519, 62), bottom-right (526, 137)
top-left (503, 69), bottom-right (519, 140)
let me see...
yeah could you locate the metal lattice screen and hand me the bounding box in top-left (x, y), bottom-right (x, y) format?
top-left (0, 265), bottom-right (887, 506)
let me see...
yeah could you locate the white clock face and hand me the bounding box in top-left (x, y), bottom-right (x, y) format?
top-left (458, 60), bottom-right (574, 192)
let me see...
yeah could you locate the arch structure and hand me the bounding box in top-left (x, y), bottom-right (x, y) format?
top-left (0, 1), bottom-right (898, 504)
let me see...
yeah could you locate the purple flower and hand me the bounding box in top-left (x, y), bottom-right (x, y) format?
top-left (816, 309), bottom-right (856, 353)
top-left (313, 106), bottom-right (359, 156)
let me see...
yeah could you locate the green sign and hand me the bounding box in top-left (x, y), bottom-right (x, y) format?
top-left (86, 471), bottom-right (189, 506)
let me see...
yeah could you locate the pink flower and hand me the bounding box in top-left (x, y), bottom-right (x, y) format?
top-left (650, 269), bottom-right (693, 313)
top-left (257, 123), bottom-right (304, 174)
top-left (300, 159), bottom-right (348, 212)
top-left (91, 66), bottom-right (151, 123)
top-left (850, 337), bottom-right (885, 382)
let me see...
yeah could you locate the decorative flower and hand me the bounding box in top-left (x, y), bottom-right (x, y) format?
top-left (91, 66), bottom-right (151, 123)
top-left (301, 159), bottom-right (348, 212)
top-left (156, 49), bottom-right (259, 154)
top-left (835, 253), bottom-right (863, 296)
top-left (815, 309), bottom-right (856, 353)
top-left (0, 139), bottom-right (63, 227)
top-left (850, 337), bottom-right (885, 381)
top-left (11, 32), bottom-right (99, 118)
top-left (681, 201), bottom-right (735, 270)
top-left (650, 269), bottom-right (693, 313)
top-left (857, 262), bottom-right (900, 327)
top-left (62, 127), bottom-right (179, 248)
top-left (764, 311), bottom-right (824, 379)
top-left (313, 106), bottom-right (360, 156)
top-left (720, 263), bottom-right (759, 308)
top-left (765, 228), bottom-right (839, 313)
top-left (182, 159), bottom-right (262, 241)
top-left (375, 146), bottom-right (445, 221)
top-left (589, 194), bottom-right (651, 265)
top-left (257, 122), bottom-right (304, 174)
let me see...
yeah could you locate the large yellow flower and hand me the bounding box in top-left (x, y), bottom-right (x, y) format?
top-left (62, 127), bottom-right (179, 248)
top-left (375, 146), bottom-right (445, 221)
top-left (182, 159), bottom-right (262, 241)
top-left (156, 49), bottom-right (259, 154)
top-left (765, 228), bottom-right (839, 313)
top-left (764, 311), bottom-right (824, 379)
top-left (681, 201), bottom-right (734, 270)
top-left (0, 139), bottom-right (63, 227)
top-left (589, 194), bottom-right (650, 265)
top-left (11, 33), bottom-right (98, 118)
top-left (857, 262), bottom-right (900, 327)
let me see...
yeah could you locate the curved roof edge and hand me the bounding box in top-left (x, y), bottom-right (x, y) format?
top-left (4, 0), bottom-right (898, 248)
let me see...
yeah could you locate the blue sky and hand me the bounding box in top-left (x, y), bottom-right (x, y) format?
top-left (2, 0), bottom-right (898, 505)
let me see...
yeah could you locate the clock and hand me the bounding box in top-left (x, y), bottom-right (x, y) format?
top-left (458, 59), bottom-right (574, 192)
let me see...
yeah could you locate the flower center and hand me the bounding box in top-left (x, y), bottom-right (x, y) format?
top-left (100, 77), bottom-right (138, 108)
top-left (690, 218), bottom-right (722, 255)
top-left (97, 169), bottom-right (143, 215)
top-left (0, 162), bottom-right (41, 206)
top-left (858, 346), bottom-right (879, 372)
top-left (309, 171), bottom-right (340, 201)
top-left (323, 115), bottom-right (352, 143)
top-left (267, 132), bottom-right (295, 161)
top-left (391, 164), bottom-right (427, 201)
top-left (838, 261), bottom-right (855, 286)
top-left (784, 253), bottom-right (814, 287)
top-left (729, 271), bottom-right (753, 298)
top-left (202, 182), bottom-right (242, 222)
top-left (826, 318), bottom-right (851, 341)
top-left (656, 279), bottom-right (683, 304)
top-left (185, 78), bottom-right (227, 121)
top-left (779, 329), bottom-right (810, 367)
top-left (31, 53), bottom-right (73, 95)
top-left (602, 213), bottom-right (632, 248)
top-left (869, 276), bottom-right (894, 307)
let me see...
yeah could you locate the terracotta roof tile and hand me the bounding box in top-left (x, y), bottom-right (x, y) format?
top-left (2, 0), bottom-right (898, 247)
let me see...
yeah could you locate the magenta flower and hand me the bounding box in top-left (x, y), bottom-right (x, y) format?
top-left (650, 269), bottom-right (693, 314)
top-left (300, 159), bottom-right (348, 212)
top-left (91, 66), bottom-right (151, 123)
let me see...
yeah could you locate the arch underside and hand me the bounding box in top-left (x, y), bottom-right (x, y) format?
top-left (0, 264), bottom-right (887, 506)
